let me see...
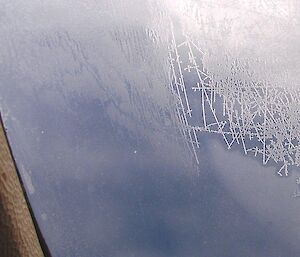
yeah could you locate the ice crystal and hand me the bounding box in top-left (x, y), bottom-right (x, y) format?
top-left (168, 25), bottom-right (300, 177)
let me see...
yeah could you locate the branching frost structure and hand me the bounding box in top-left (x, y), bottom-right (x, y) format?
top-left (169, 29), bottom-right (300, 177)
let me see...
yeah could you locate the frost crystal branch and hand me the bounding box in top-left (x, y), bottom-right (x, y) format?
top-left (169, 28), bottom-right (300, 177)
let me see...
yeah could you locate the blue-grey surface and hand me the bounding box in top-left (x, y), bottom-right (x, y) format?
top-left (1, 1), bottom-right (300, 256)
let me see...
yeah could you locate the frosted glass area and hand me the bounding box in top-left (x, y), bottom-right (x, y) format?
top-left (1, 1), bottom-right (300, 256)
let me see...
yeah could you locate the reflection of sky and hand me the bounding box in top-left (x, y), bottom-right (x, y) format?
top-left (4, 95), bottom-right (295, 257)
top-left (1, 0), bottom-right (300, 256)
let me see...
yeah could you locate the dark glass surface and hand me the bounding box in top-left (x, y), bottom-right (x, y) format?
top-left (1, 1), bottom-right (300, 256)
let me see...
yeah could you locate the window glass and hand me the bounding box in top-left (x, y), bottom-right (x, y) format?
top-left (1, 1), bottom-right (300, 256)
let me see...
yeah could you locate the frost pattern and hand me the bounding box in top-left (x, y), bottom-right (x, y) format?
top-left (168, 25), bottom-right (300, 178)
